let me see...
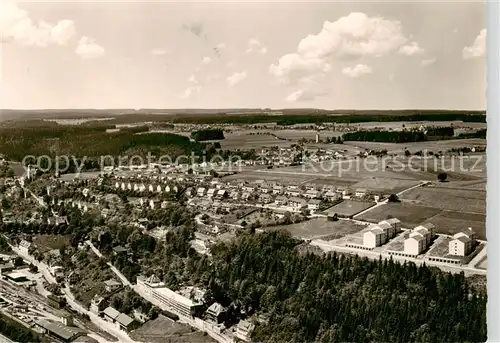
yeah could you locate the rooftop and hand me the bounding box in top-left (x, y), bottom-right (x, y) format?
top-left (36, 319), bottom-right (85, 341)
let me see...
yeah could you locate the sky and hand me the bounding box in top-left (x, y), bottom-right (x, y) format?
top-left (0, 1), bottom-right (487, 110)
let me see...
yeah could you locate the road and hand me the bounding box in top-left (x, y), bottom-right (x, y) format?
top-left (21, 186), bottom-right (47, 208)
top-left (85, 241), bottom-right (131, 287)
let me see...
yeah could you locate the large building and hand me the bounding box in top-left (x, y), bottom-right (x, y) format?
top-left (449, 228), bottom-right (477, 256)
top-left (404, 223), bottom-right (436, 256)
top-left (136, 275), bottom-right (205, 319)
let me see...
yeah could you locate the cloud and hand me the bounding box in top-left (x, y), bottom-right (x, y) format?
top-left (151, 48), bottom-right (168, 56)
top-left (0, 1), bottom-right (76, 47)
top-left (398, 42), bottom-right (424, 56)
top-left (226, 71), bottom-right (248, 87)
top-left (179, 86), bottom-right (201, 99)
top-left (216, 42), bottom-right (226, 50)
top-left (463, 29), bottom-right (486, 59)
top-left (201, 56), bottom-right (212, 65)
top-left (246, 39), bottom-right (267, 55)
top-left (285, 89), bottom-right (327, 102)
top-left (270, 12), bottom-right (413, 85)
top-left (269, 53), bottom-right (331, 85)
top-left (187, 74), bottom-right (198, 84)
top-left (342, 64), bottom-right (373, 78)
top-left (75, 36), bottom-right (105, 59)
top-left (421, 58), bottom-right (436, 67)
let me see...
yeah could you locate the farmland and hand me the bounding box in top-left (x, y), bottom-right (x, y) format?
top-left (324, 200), bottom-right (375, 218)
top-left (265, 218), bottom-right (365, 240)
top-left (343, 138), bottom-right (486, 154)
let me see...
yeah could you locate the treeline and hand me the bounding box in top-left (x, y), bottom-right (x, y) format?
top-left (342, 130), bottom-right (427, 143)
top-left (341, 128), bottom-right (486, 143)
top-left (426, 126), bottom-right (455, 137)
top-left (0, 314), bottom-right (41, 342)
top-left (458, 129), bottom-right (487, 139)
top-left (173, 112), bottom-right (486, 125)
top-left (191, 129), bottom-right (225, 141)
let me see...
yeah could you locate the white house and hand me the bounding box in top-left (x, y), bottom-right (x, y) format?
top-left (289, 197), bottom-right (307, 209)
top-left (414, 223), bottom-right (436, 246)
top-left (275, 195), bottom-right (288, 206)
top-left (405, 233), bottom-right (426, 255)
top-left (197, 187), bottom-right (206, 197)
top-left (207, 189), bottom-right (216, 198)
top-left (363, 227), bottom-right (386, 248)
top-left (307, 199), bottom-right (321, 211)
top-left (449, 236), bottom-right (473, 256)
top-left (379, 218), bottom-right (402, 233)
top-left (355, 188), bottom-right (368, 197)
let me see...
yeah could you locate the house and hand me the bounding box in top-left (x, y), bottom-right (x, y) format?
top-left (289, 197), bottom-right (307, 210)
top-left (324, 190), bottom-right (340, 202)
top-left (207, 189), bottom-right (217, 198)
top-left (242, 185), bottom-right (255, 193)
top-left (259, 194), bottom-right (273, 204)
top-left (47, 216), bottom-right (67, 226)
top-left (0, 262), bottom-right (14, 275)
top-left (363, 226), bottom-right (386, 248)
top-left (104, 279), bottom-right (122, 293)
top-left (197, 187), bottom-right (206, 197)
top-left (235, 319), bottom-right (255, 342)
top-left (272, 185), bottom-right (284, 195)
top-left (413, 223), bottom-right (436, 246)
top-left (355, 188), bottom-right (368, 197)
top-left (229, 191), bottom-right (239, 200)
top-left (275, 195), bottom-right (288, 206)
top-left (449, 236), bottom-right (473, 256)
top-left (112, 246), bottom-right (127, 256)
top-left (404, 234), bottom-right (426, 255)
top-left (103, 307), bottom-right (120, 323)
top-left (216, 189), bottom-right (227, 199)
top-left (36, 319), bottom-right (85, 343)
top-left (90, 296), bottom-right (107, 315)
top-left (304, 189), bottom-right (320, 199)
top-left (241, 192), bottom-right (251, 200)
top-left (454, 228), bottom-right (477, 244)
top-left (377, 222), bottom-right (396, 240)
top-left (116, 313), bottom-right (135, 331)
top-left (379, 218), bottom-right (402, 233)
top-left (307, 199), bottom-right (322, 211)
top-left (19, 240), bottom-right (31, 255)
top-left (206, 302), bottom-right (226, 324)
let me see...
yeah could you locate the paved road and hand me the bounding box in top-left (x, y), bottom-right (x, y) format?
top-left (85, 241), bottom-right (132, 287)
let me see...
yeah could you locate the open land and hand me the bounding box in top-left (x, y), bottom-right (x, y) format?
top-left (130, 315), bottom-right (216, 343)
top-left (265, 218), bottom-right (366, 240)
top-left (324, 200), bottom-right (375, 218)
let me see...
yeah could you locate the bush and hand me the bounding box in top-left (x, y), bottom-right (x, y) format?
top-left (438, 172), bottom-right (448, 182)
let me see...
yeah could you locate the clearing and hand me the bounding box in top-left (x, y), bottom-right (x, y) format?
top-left (265, 217), bottom-right (365, 240)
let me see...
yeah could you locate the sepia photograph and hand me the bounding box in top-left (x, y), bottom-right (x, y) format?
top-left (0, 1), bottom-right (496, 342)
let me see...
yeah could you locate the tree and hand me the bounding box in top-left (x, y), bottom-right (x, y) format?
top-left (404, 150), bottom-right (411, 157)
top-left (438, 172), bottom-right (448, 182)
top-left (388, 194), bottom-right (400, 203)
top-left (13, 256), bottom-right (24, 267)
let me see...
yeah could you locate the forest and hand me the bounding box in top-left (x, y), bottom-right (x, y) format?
top-left (190, 129), bottom-right (225, 141)
top-left (98, 223), bottom-right (487, 343)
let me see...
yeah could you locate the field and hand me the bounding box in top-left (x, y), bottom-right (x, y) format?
top-left (130, 315), bottom-right (216, 343)
top-left (324, 200), bottom-right (375, 218)
top-left (357, 202), bottom-right (442, 228)
top-left (220, 132), bottom-right (293, 150)
top-left (400, 186), bottom-right (486, 214)
top-left (266, 217), bottom-right (365, 240)
top-left (350, 178), bottom-right (420, 194)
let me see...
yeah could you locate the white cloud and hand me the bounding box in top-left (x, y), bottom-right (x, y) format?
top-left (269, 53), bottom-right (331, 85)
top-left (151, 48), bottom-right (168, 56)
top-left (270, 12), bottom-right (413, 85)
top-left (187, 74), bottom-right (198, 84)
top-left (179, 86), bottom-right (201, 99)
top-left (246, 39), bottom-right (267, 55)
top-left (399, 42), bottom-right (424, 56)
top-left (216, 42), bottom-right (226, 50)
top-left (226, 71), bottom-right (248, 87)
top-left (201, 56), bottom-right (212, 65)
top-left (342, 64), bottom-right (373, 78)
top-left (285, 89), bottom-right (327, 102)
top-left (463, 29), bottom-right (486, 59)
top-left (0, 1), bottom-right (76, 47)
top-left (421, 58), bottom-right (436, 67)
top-left (75, 36), bottom-right (105, 59)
